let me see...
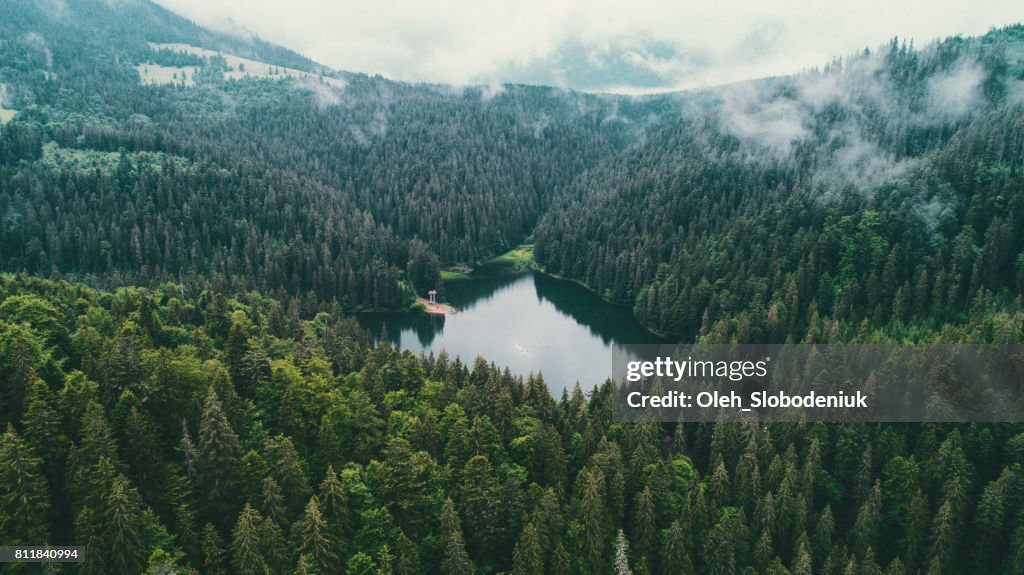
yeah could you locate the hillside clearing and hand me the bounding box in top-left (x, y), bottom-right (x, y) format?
top-left (143, 42), bottom-right (346, 88)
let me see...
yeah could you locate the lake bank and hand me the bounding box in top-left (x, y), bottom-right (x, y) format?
top-left (357, 271), bottom-right (667, 394)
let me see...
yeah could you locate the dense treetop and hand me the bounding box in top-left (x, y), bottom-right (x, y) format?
top-left (1, 2), bottom-right (1024, 573)
top-left (0, 274), bottom-right (1022, 574)
top-left (0, 0), bottom-right (670, 313)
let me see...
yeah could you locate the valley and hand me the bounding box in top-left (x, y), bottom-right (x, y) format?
top-left (0, 1), bottom-right (1022, 574)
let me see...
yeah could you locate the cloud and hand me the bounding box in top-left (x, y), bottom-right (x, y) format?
top-left (717, 80), bottom-right (809, 155)
top-left (926, 61), bottom-right (985, 119)
top-left (21, 32), bottom-right (54, 69)
top-left (152, 0), bottom-right (1021, 94)
top-left (816, 126), bottom-right (919, 191)
top-left (295, 77), bottom-right (345, 109)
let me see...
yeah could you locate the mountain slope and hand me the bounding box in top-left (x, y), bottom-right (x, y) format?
top-left (0, 0), bottom-right (672, 311)
top-left (536, 27), bottom-right (1024, 341)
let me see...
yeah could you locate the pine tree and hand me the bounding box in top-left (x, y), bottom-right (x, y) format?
top-left (853, 481), bottom-right (882, 555)
top-left (144, 548), bottom-right (184, 574)
top-left (232, 504), bottom-right (270, 575)
top-left (318, 464), bottom-right (351, 538)
top-left (662, 520), bottom-right (694, 575)
top-left (459, 454), bottom-right (500, 559)
top-left (903, 490), bottom-right (929, 572)
top-left (77, 464), bottom-right (156, 575)
top-left (439, 498), bottom-right (474, 575)
top-left (813, 505), bottom-right (834, 559)
top-left (0, 425), bottom-right (51, 544)
top-left (121, 404), bottom-right (169, 517)
top-left (266, 434), bottom-right (311, 513)
top-left (791, 542), bottom-right (813, 575)
top-left (180, 420), bottom-right (198, 482)
top-left (614, 529), bottom-right (634, 575)
top-left (929, 499), bottom-right (956, 573)
top-left (345, 552), bottom-right (376, 575)
top-left (551, 541), bottom-right (571, 575)
top-left (201, 522), bottom-right (228, 575)
top-left (972, 472), bottom-right (1007, 571)
top-left (376, 545), bottom-right (395, 575)
top-left (225, 312), bottom-right (254, 395)
top-left (1009, 525), bottom-right (1024, 575)
top-left (633, 486), bottom-right (657, 559)
top-left (21, 378), bottom-right (65, 487)
top-left (295, 497), bottom-right (338, 574)
top-left (79, 400), bottom-right (120, 467)
top-left (259, 476), bottom-right (289, 529)
top-left (198, 387), bottom-right (242, 523)
top-left (531, 488), bottom-right (564, 554)
top-left (377, 437), bottom-right (438, 539)
top-left (295, 553), bottom-right (324, 575)
top-left (393, 530), bottom-right (419, 575)
top-left (103, 474), bottom-right (153, 574)
top-left (512, 522), bottom-right (543, 575)
top-left (579, 468), bottom-right (608, 574)
top-left (885, 557), bottom-right (906, 575)
top-left (260, 509), bottom-right (290, 573)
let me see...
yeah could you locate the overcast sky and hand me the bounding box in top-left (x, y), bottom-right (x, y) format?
top-left (153, 0), bottom-right (1021, 93)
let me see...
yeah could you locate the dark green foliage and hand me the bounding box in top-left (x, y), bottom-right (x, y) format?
top-left (440, 498), bottom-right (474, 575)
top-left (197, 386), bottom-right (242, 526)
top-left (0, 273), bottom-right (1016, 571)
top-left (534, 31), bottom-right (1024, 343)
top-left (0, 425), bottom-right (50, 544)
top-left (0, 1), bottom-right (1023, 572)
top-left (511, 522), bottom-right (543, 575)
top-left (294, 497), bottom-right (339, 575)
top-left (0, 0), bottom-right (657, 314)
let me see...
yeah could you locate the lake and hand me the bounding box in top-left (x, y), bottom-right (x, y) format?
top-left (357, 271), bottom-right (667, 395)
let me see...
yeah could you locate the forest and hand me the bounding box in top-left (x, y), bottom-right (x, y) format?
top-left (1, 0), bottom-right (1024, 573)
top-left (0, 0), bottom-right (669, 314)
top-left (1, 274), bottom-right (1022, 574)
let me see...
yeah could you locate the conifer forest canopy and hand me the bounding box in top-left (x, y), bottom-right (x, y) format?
top-left (1, 1), bottom-right (1024, 573)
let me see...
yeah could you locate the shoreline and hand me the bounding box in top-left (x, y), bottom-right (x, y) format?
top-left (417, 245), bottom-right (671, 339)
top-left (531, 267), bottom-right (672, 340)
top-left (415, 297), bottom-right (459, 315)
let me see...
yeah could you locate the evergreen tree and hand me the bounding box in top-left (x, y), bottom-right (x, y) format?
top-left (579, 468), bottom-right (608, 574)
top-left (0, 425), bottom-right (50, 544)
top-left (102, 475), bottom-right (153, 574)
top-left (511, 522), bottom-right (543, 575)
top-left (294, 497), bottom-right (338, 575)
top-left (633, 486), bottom-right (657, 559)
top-left (197, 387), bottom-right (242, 524)
top-left (259, 476), bottom-right (289, 529)
top-left (266, 434), bottom-right (311, 514)
top-left (232, 504), bottom-right (271, 575)
top-left (663, 520), bottom-right (694, 575)
top-left (439, 498), bottom-right (474, 575)
top-left (202, 522), bottom-right (228, 575)
top-left (614, 529), bottom-right (634, 575)
top-left (318, 464), bottom-right (351, 538)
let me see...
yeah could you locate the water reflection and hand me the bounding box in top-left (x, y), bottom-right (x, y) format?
top-left (356, 271), bottom-right (667, 394)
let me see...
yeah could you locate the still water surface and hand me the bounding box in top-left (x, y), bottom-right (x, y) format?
top-left (357, 271), bottom-right (666, 395)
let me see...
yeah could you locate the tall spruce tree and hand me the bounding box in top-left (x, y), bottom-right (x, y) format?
top-left (197, 387), bottom-right (242, 524)
top-left (439, 498), bottom-right (474, 575)
top-left (0, 425), bottom-right (50, 544)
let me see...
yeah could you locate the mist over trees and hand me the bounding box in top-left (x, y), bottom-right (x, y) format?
top-left (0, 0), bottom-right (667, 313)
top-left (1, 0), bottom-right (1024, 573)
top-left (536, 31), bottom-right (1024, 340)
